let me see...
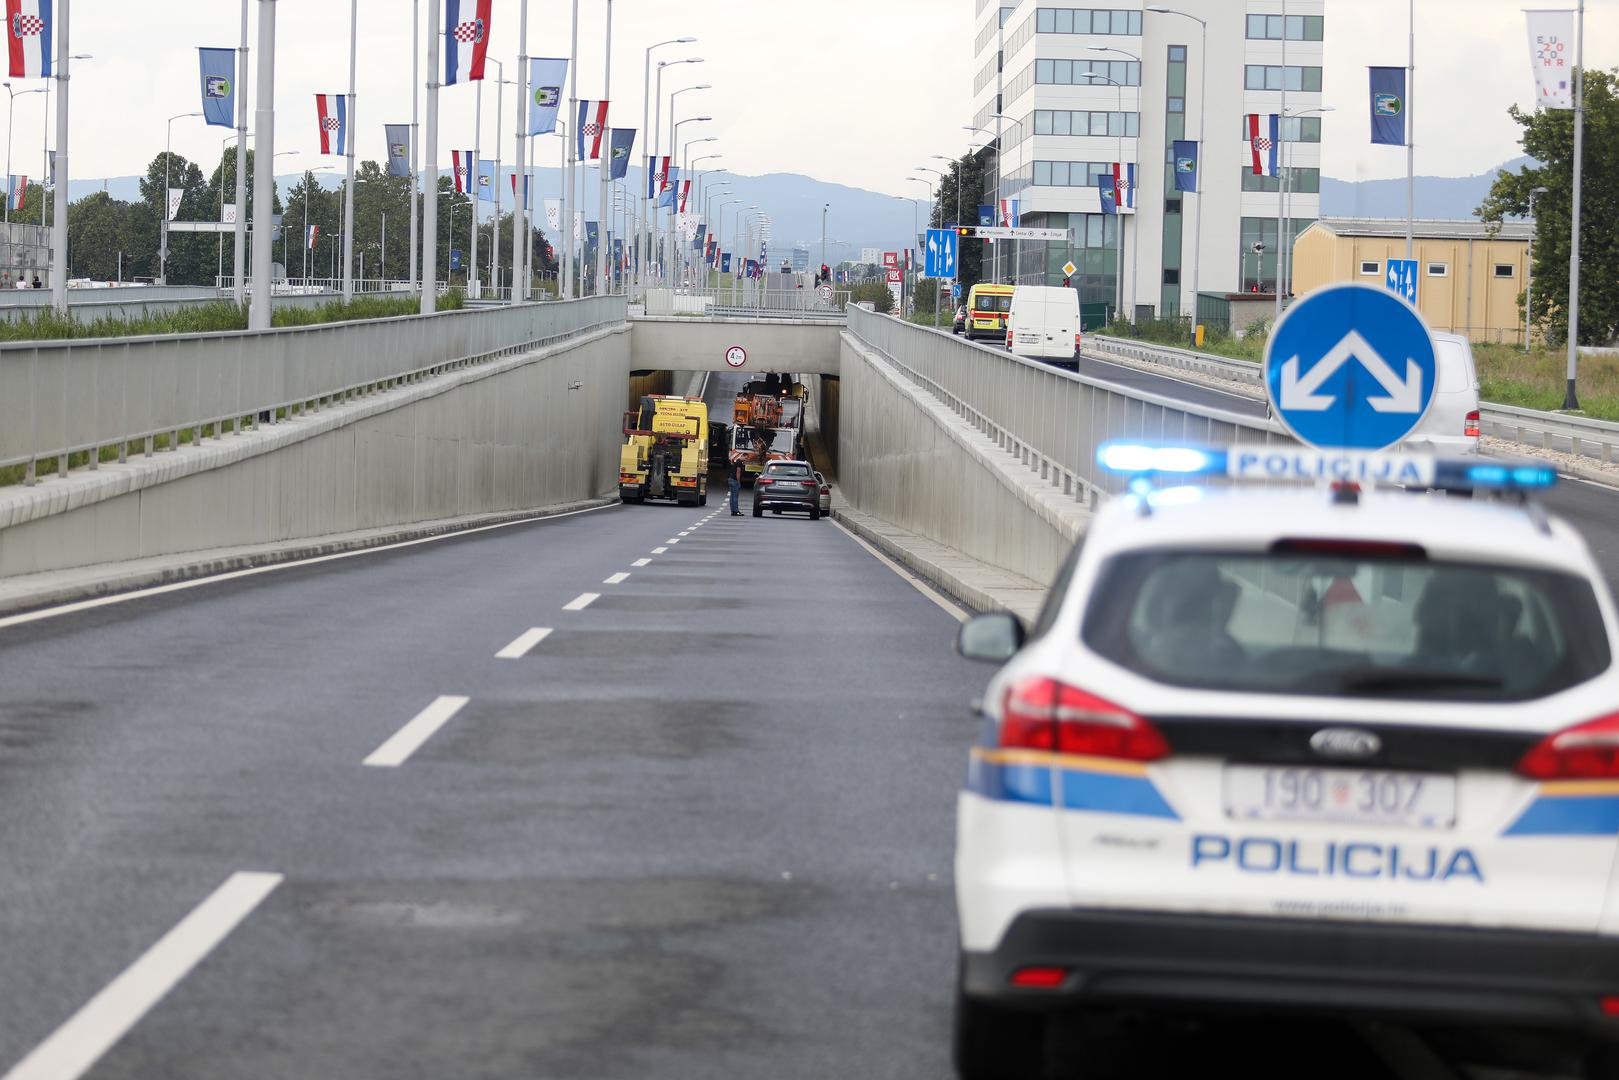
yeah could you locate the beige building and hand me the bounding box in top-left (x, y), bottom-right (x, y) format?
top-left (1291, 218), bottom-right (1533, 345)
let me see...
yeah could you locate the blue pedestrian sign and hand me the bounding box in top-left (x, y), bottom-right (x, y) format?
top-left (1385, 258), bottom-right (1418, 304)
top-left (924, 227), bottom-right (957, 279)
top-left (1264, 283), bottom-right (1437, 452)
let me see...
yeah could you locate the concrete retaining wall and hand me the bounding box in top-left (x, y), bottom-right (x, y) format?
top-left (0, 324), bottom-right (633, 579)
top-left (838, 332), bottom-right (1086, 589)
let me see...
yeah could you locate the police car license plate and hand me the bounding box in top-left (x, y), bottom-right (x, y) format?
top-left (1223, 765), bottom-right (1456, 828)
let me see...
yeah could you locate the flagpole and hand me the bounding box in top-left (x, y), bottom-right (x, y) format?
top-left (249, 0), bottom-right (276, 328)
top-left (48, 0), bottom-right (66, 313)
top-left (408, 0), bottom-right (419, 298)
top-left (1273, 0), bottom-right (1287, 324)
top-left (419, 0), bottom-right (439, 316)
top-left (341, 0), bottom-right (357, 301)
top-left (513, 0), bottom-right (529, 303)
top-left (471, 78), bottom-right (480, 296)
top-left (1564, 0), bottom-right (1585, 409)
top-left (490, 58), bottom-right (502, 297)
top-left (595, 0), bottom-right (612, 296)
top-left (563, 0), bottom-right (578, 299)
top-left (232, 0), bottom-right (248, 307)
top-left (1405, 0), bottom-right (1414, 260)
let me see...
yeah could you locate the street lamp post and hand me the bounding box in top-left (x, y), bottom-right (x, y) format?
top-left (1276, 105), bottom-right (1335, 314)
top-left (907, 176), bottom-right (937, 326)
top-left (638, 39), bottom-right (696, 298)
top-left (820, 203), bottom-right (829, 280)
top-left (2, 84), bottom-right (44, 228)
top-left (1147, 7), bottom-right (1206, 338)
top-left (1079, 62), bottom-right (1134, 322)
top-left (668, 112), bottom-right (710, 283)
top-left (158, 110), bottom-right (203, 283)
top-left (648, 58), bottom-right (702, 287)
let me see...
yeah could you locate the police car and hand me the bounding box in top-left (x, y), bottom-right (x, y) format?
top-left (953, 454), bottom-right (1619, 1076)
top-left (952, 287), bottom-right (1619, 1078)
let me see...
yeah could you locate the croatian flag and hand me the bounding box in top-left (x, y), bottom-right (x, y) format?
top-left (1112, 162), bottom-right (1137, 212)
top-left (443, 0), bottom-right (491, 86)
top-left (647, 155), bottom-right (669, 199)
top-left (315, 94), bottom-right (348, 155)
top-left (5, 174), bottom-right (24, 211)
top-left (307, 224), bottom-right (320, 251)
top-left (576, 100), bottom-right (609, 160)
top-left (999, 198), bottom-right (1020, 227)
top-left (678, 179), bottom-right (691, 214)
top-left (1246, 113), bottom-right (1280, 176)
top-left (451, 150), bottom-right (474, 193)
top-left (5, 0), bottom-right (50, 79)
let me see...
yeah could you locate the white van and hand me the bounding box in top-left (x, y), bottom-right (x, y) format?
top-left (1005, 286), bottom-right (1081, 366)
top-left (1402, 331), bottom-right (1481, 455)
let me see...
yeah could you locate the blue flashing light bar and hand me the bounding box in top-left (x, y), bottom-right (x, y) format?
top-left (1097, 442), bottom-right (1558, 493)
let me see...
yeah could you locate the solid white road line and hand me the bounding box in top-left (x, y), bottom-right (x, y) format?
top-left (652, 547), bottom-right (668, 555)
top-left (495, 627), bottom-right (553, 659)
top-left (830, 520), bottom-right (968, 624)
top-left (563, 592), bottom-right (600, 611)
top-left (2, 871), bottom-right (283, 1080)
top-left (364, 695), bottom-right (470, 766)
top-left (0, 502), bottom-right (621, 632)
top-left (631, 558), bottom-right (651, 567)
top-left (603, 572), bottom-right (630, 585)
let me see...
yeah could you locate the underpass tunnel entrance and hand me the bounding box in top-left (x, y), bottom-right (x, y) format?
top-left (621, 368), bottom-right (841, 505)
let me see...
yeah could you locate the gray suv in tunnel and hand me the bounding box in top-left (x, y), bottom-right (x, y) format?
top-left (752, 461), bottom-right (821, 520)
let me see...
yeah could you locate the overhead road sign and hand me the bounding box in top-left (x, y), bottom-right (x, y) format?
top-left (968, 226), bottom-right (1070, 241)
top-left (1384, 258), bottom-right (1418, 304)
top-left (1264, 283), bottom-right (1437, 452)
top-left (924, 227), bottom-right (958, 278)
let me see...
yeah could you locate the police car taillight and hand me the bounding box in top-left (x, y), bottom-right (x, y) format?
top-left (1000, 677), bottom-right (1170, 761)
top-left (1517, 713), bottom-right (1619, 780)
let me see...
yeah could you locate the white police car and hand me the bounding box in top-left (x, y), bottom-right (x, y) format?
top-left (953, 447), bottom-right (1619, 1079)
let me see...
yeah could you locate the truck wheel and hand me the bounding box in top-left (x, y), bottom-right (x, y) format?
top-left (752, 504), bottom-right (763, 518)
top-left (953, 986), bottom-right (1046, 1080)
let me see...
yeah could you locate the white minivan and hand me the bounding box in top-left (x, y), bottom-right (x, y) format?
top-left (1005, 286), bottom-right (1081, 366)
top-left (1403, 330), bottom-right (1482, 455)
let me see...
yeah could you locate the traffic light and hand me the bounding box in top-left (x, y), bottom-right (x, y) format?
top-left (956, 226), bottom-right (976, 238)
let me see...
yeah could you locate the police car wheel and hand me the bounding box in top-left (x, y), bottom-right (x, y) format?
top-left (953, 985), bottom-right (1046, 1080)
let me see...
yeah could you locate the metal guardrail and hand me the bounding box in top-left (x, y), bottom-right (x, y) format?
top-left (0, 295), bottom-right (628, 486)
top-left (847, 310), bottom-right (1286, 504)
top-left (644, 287), bottom-right (849, 321)
top-left (1089, 333), bottom-right (1619, 465)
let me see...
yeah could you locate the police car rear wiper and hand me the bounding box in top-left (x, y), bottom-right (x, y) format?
top-left (1333, 668), bottom-right (1505, 695)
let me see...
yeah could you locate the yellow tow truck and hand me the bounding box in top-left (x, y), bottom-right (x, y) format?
top-left (620, 395), bottom-right (710, 506)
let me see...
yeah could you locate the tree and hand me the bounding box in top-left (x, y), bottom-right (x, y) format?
top-left (204, 147), bottom-right (281, 285)
top-left (1478, 67), bottom-right (1619, 347)
top-left (141, 152), bottom-right (214, 284)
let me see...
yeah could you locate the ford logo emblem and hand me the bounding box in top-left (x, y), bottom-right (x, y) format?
top-left (1309, 727), bottom-right (1381, 758)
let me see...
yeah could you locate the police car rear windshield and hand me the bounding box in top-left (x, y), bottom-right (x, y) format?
top-left (1081, 551), bottom-right (1610, 701)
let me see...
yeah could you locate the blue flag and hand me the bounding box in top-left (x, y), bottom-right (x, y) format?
top-left (1172, 140), bottom-right (1199, 192)
top-left (385, 124), bottom-right (411, 178)
top-left (976, 204), bottom-right (994, 228)
top-left (1097, 175), bottom-right (1118, 216)
top-left (720, 252), bottom-right (731, 273)
top-left (198, 48), bottom-right (236, 128)
top-left (657, 166), bottom-right (680, 208)
top-left (528, 57), bottom-right (568, 135)
top-left (585, 220), bottom-right (600, 250)
top-left (476, 160), bottom-right (495, 202)
top-left (607, 128), bottom-right (635, 180)
top-left (1369, 66), bottom-right (1407, 146)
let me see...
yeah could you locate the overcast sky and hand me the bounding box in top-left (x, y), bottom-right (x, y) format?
top-left (25, 0), bottom-right (1618, 195)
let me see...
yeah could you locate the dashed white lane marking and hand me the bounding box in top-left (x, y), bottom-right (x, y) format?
top-left (830, 520), bottom-right (968, 624)
top-left (0, 502), bottom-right (623, 632)
top-left (665, 538), bottom-right (681, 545)
top-left (364, 695), bottom-right (470, 766)
top-left (1, 871), bottom-right (283, 1080)
top-left (603, 572), bottom-right (630, 585)
top-left (563, 592), bottom-right (600, 611)
top-left (652, 547), bottom-right (668, 554)
top-left (678, 531), bottom-right (692, 537)
top-left (495, 627), bottom-right (554, 659)
top-left (632, 558), bottom-right (651, 567)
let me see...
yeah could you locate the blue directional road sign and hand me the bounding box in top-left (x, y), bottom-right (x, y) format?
top-left (1384, 258), bottom-right (1418, 304)
top-left (924, 227), bottom-right (957, 278)
top-left (952, 282), bottom-right (961, 300)
top-left (1264, 283), bottom-right (1437, 452)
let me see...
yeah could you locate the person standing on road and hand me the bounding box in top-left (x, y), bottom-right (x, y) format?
top-left (728, 463), bottom-right (743, 516)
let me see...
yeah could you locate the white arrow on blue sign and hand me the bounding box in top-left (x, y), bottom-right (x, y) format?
top-left (924, 227), bottom-right (957, 279)
top-left (1384, 258), bottom-right (1418, 304)
top-left (1264, 283), bottom-right (1437, 452)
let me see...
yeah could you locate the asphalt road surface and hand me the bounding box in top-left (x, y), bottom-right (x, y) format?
top-left (0, 361), bottom-right (1600, 1079)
